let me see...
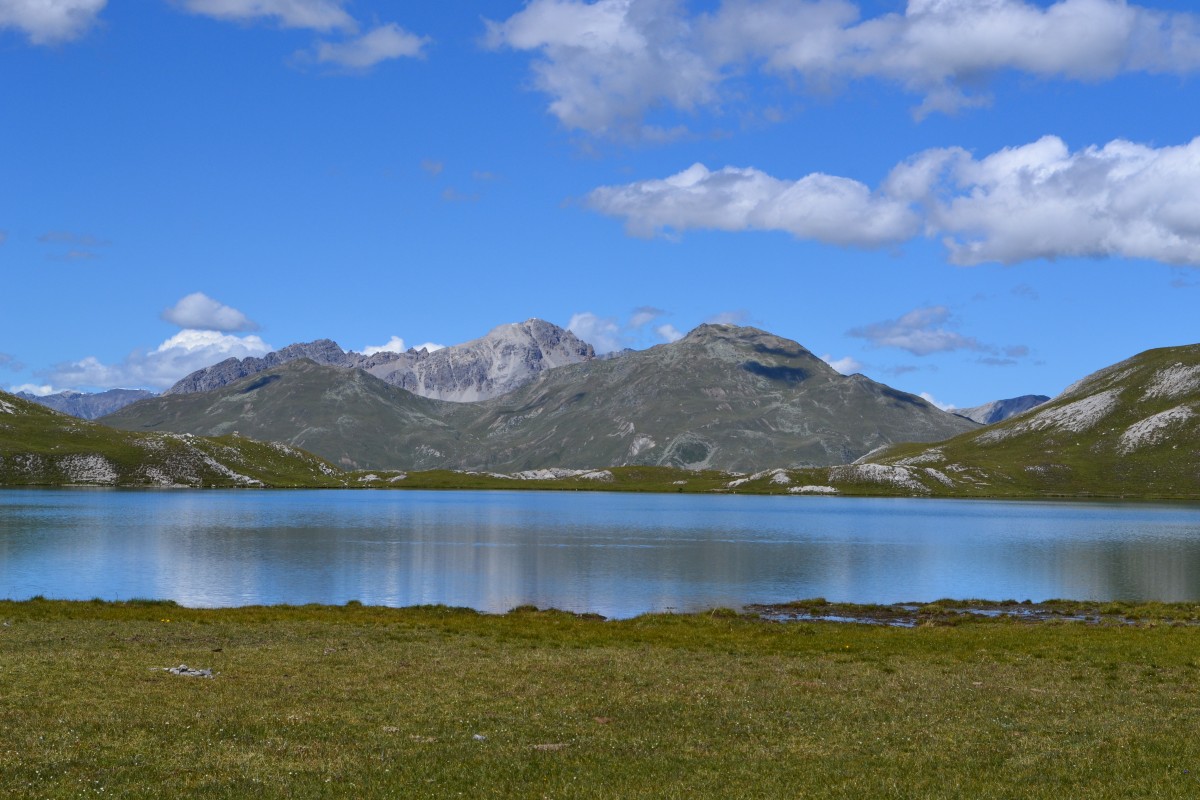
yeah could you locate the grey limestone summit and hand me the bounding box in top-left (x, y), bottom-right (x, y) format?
top-left (164, 319), bottom-right (595, 402)
top-left (955, 395), bottom-right (1051, 425)
top-left (364, 318), bottom-right (595, 401)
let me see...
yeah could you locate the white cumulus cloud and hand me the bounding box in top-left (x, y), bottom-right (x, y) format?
top-left (359, 336), bottom-right (445, 356)
top-left (312, 23), bottom-right (429, 69)
top-left (484, 0), bottom-right (719, 137)
top-left (590, 135), bottom-right (1200, 266)
top-left (487, 0), bottom-right (1200, 134)
top-left (161, 293), bottom-right (259, 333)
top-left (821, 354), bottom-right (863, 375)
top-left (919, 391), bottom-right (957, 412)
top-left (9, 383), bottom-right (59, 396)
top-left (588, 162), bottom-right (920, 247)
top-left (360, 336), bottom-right (407, 356)
top-left (917, 136), bottom-right (1200, 265)
top-left (181, 0), bottom-right (355, 31)
top-left (47, 330), bottom-right (273, 391)
top-left (568, 311), bottom-right (623, 353)
top-left (629, 306), bottom-right (666, 329)
top-left (656, 323), bottom-right (683, 343)
top-left (0, 0), bottom-right (106, 44)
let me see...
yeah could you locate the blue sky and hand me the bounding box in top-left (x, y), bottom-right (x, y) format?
top-left (1, 0), bottom-right (1198, 410)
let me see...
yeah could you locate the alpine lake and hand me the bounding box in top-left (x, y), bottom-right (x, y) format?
top-left (3, 487), bottom-right (1200, 616)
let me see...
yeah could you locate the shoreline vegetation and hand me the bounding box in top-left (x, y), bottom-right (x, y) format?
top-left (3, 599), bottom-right (1200, 798)
top-left (5, 464), bottom-right (1200, 502)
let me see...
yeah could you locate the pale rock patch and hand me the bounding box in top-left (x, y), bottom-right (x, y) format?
top-left (1119, 405), bottom-right (1196, 454)
top-left (979, 390), bottom-right (1120, 443)
top-left (58, 454), bottom-right (118, 485)
top-left (1143, 364), bottom-right (1200, 401)
top-left (507, 468), bottom-right (614, 481)
top-left (629, 434), bottom-right (656, 457)
top-left (829, 463), bottom-right (930, 494)
top-left (922, 468), bottom-right (956, 487)
top-left (895, 449), bottom-right (944, 466)
top-left (199, 455), bottom-right (264, 487)
top-left (726, 468), bottom-right (790, 488)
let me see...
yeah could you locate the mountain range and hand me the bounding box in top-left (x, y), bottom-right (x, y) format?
top-left (103, 323), bottom-right (979, 472)
top-left (165, 319), bottom-right (594, 402)
top-left (16, 388), bottom-right (158, 420)
top-left (5, 322), bottom-right (1198, 498)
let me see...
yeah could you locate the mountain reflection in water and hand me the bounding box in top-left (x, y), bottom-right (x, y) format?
top-left (2, 489), bottom-right (1199, 618)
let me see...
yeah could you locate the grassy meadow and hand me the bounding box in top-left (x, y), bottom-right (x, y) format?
top-left (3, 600), bottom-right (1200, 798)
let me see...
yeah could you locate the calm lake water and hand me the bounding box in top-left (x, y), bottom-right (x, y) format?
top-left (2, 488), bottom-right (1200, 618)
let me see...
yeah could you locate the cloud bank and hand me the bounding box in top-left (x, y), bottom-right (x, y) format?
top-left (588, 135), bottom-right (1200, 266)
top-left (487, 0), bottom-right (1200, 134)
top-left (0, 0), bottom-right (106, 44)
top-left (48, 330), bottom-right (273, 391)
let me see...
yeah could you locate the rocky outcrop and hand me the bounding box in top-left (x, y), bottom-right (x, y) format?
top-left (163, 320), bottom-right (594, 402)
top-left (164, 339), bottom-right (357, 395)
top-left (364, 319), bottom-right (595, 401)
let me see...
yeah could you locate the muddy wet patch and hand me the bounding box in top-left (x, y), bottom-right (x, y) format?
top-left (747, 599), bottom-right (1200, 627)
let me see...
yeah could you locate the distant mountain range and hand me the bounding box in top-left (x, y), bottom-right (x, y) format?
top-left (165, 319), bottom-right (594, 402)
top-left (6, 328), bottom-right (1199, 498)
top-left (955, 395), bottom-right (1050, 425)
top-left (17, 388), bottom-right (158, 420)
top-left (104, 323), bottom-right (978, 471)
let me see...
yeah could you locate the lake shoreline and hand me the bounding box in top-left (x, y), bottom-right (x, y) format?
top-left (5, 479), bottom-right (1200, 504)
top-left (7, 597), bottom-right (1200, 626)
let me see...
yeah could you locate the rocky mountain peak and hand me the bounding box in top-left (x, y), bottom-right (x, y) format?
top-left (163, 319), bottom-right (594, 402)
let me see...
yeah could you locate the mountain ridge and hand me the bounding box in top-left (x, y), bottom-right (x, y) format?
top-left (955, 394), bottom-right (1051, 425)
top-left (106, 323), bottom-right (978, 471)
top-left (164, 318), bottom-right (594, 403)
top-left (16, 388), bottom-right (158, 420)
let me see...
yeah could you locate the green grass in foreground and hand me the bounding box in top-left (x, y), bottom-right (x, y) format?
top-left (3, 601), bottom-right (1200, 798)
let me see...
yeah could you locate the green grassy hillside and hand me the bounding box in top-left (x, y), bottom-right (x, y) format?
top-left (849, 344), bottom-right (1200, 499)
top-left (102, 360), bottom-right (471, 471)
top-left (0, 390), bottom-right (343, 488)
